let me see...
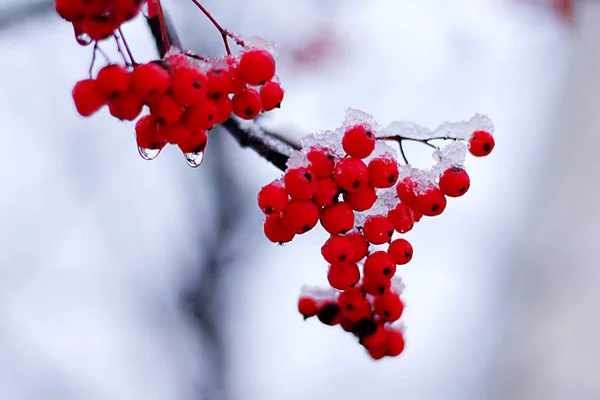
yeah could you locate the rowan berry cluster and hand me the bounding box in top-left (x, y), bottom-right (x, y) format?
top-left (56, 0), bottom-right (285, 167)
top-left (257, 110), bottom-right (495, 360)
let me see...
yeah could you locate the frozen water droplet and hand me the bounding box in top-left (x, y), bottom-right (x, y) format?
top-left (184, 151), bottom-right (204, 168)
top-left (138, 147), bottom-right (161, 160)
top-left (74, 26), bottom-right (92, 46)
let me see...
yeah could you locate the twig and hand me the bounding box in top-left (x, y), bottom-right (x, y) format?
top-left (89, 42), bottom-right (99, 78)
top-left (113, 33), bottom-right (131, 66)
top-left (118, 27), bottom-right (137, 65)
top-left (378, 134), bottom-right (464, 164)
top-left (188, 0), bottom-right (231, 55)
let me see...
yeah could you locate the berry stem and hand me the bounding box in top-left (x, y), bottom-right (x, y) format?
top-left (118, 27), bottom-right (137, 66)
top-left (184, 50), bottom-right (209, 62)
top-left (188, 0), bottom-right (232, 55)
top-left (113, 33), bottom-right (132, 66)
top-left (377, 135), bottom-right (464, 164)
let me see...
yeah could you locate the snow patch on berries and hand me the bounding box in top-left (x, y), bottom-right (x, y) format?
top-left (382, 113), bottom-right (494, 141)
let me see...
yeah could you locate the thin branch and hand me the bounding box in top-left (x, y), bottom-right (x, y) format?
top-left (113, 33), bottom-right (132, 65)
top-left (118, 27), bottom-right (137, 65)
top-left (188, 0), bottom-right (231, 55)
top-left (398, 141), bottom-right (409, 165)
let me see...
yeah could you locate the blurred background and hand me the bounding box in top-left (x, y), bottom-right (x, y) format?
top-left (0, 0), bottom-right (596, 399)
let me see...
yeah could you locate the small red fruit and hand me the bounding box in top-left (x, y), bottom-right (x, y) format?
top-left (312, 178), bottom-right (339, 207)
top-left (363, 251), bottom-right (396, 284)
top-left (387, 238), bottom-right (413, 265)
top-left (171, 66), bottom-right (208, 106)
top-left (362, 215), bottom-right (394, 245)
top-left (283, 167), bottom-right (317, 200)
top-left (468, 130), bottom-right (495, 157)
top-left (281, 200), bottom-right (320, 234)
top-left (95, 64), bottom-right (131, 99)
top-left (343, 186), bottom-right (377, 211)
top-left (387, 203), bottom-right (415, 234)
top-left (72, 79), bottom-right (106, 117)
top-left (263, 215), bottom-right (295, 244)
top-left (346, 232), bottom-right (369, 263)
top-left (132, 62), bottom-right (172, 100)
top-left (307, 146), bottom-right (335, 178)
top-left (320, 202), bottom-right (355, 234)
top-left (321, 235), bottom-right (355, 264)
top-left (260, 81), bottom-right (284, 111)
top-left (333, 158), bottom-right (369, 193)
top-left (232, 88), bottom-right (262, 120)
top-left (439, 167), bottom-right (470, 197)
top-left (298, 296), bottom-right (319, 319)
top-left (178, 129), bottom-right (208, 154)
top-left (342, 125), bottom-right (376, 159)
top-left (149, 94), bottom-right (185, 124)
top-left (257, 182), bottom-right (289, 215)
top-left (396, 177), bottom-right (418, 205)
top-left (135, 115), bottom-right (166, 151)
top-left (414, 186), bottom-right (447, 217)
top-left (237, 49), bottom-right (276, 86)
top-left (368, 156), bottom-right (399, 188)
top-left (374, 291), bottom-right (404, 322)
top-left (327, 262), bottom-right (360, 290)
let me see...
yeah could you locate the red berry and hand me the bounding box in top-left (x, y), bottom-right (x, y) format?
top-left (132, 62), bottom-right (172, 100)
top-left (368, 344), bottom-right (387, 360)
top-left (414, 187), bottom-right (447, 217)
top-left (468, 130), bottom-right (495, 157)
top-left (298, 296), bottom-right (318, 319)
top-left (439, 167), bottom-right (470, 197)
top-left (333, 158), bottom-right (369, 193)
top-left (263, 215), bottom-right (295, 244)
top-left (237, 49), bottom-right (276, 86)
top-left (312, 178), bottom-right (339, 207)
top-left (171, 66), bottom-right (208, 106)
top-left (385, 329), bottom-right (405, 357)
top-left (327, 262), bottom-right (360, 290)
top-left (307, 146), bottom-right (335, 178)
top-left (361, 323), bottom-right (388, 349)
top-left (320, 202), bottom-right (355, 234)
top-left (321, 235), bottom-right (355, 264)
top-left (396, 177), bottom-right (418, 205)
top-left (387, 203), bottom-right (415, 234)
top-left (82, 16), bottom-right (116, 41)
top-left (260, 81), bottom-right (284, 111)
top-left (178, 129), bottom-right (208, 154)
top-left (157, 122), bottom-right (193, 145)
top-left (283, 167), bottom-right (317, 200)
top-left (338, 288), bottom-right (371, 322)
top-left (149, 94), bottom-right (185, 124)
top-left (387, 238), bottom-right (413, 265)
top-left (343, 186), bottom-right (377, 211)
top-left (346, 232), bottom-right (369, 263)
top-left (55, 0), bottom-right (84, 21)
top-left (412, 208), bottom-right (423, 222)
top-left (214, 96), bottom-right (233, 124)
top-left (368, 156), bottom-right (399, 188)
top-left (107, 91), bottom-right (144, 121)
top-left (362, 215), bottom-right (394, 245)
top-left (232, 88), bottom-right (262, 120)
top-left (281, 199), bottom-right (320, 234)
top-left (183, 101), bottom-right (217, 130)
top-left (206, 66), bottom-right (234, 100)
top-left (317, 301), bottom-right (340, 326)
top-left (95, 64), bottom-right (131, 99)
top-left (342, 125), bottom-right (375, 159)
top-left (112, 0), bottom-right (141, 21)
top-left (374, 291), bottom-right (404, 322)
top-left (257, 182), bottom-right (289, 215)
top-left (361, 275), bottom-right (391, 296)
top-left (72, 79), bottom-right (106, 117)
top-left (135, 115), bottom-right (166, 151)
top-left (363, 251), bottom-right (396, 284)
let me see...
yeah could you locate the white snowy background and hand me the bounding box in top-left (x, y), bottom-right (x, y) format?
top-left (0, 0), bottom-right (581, 399)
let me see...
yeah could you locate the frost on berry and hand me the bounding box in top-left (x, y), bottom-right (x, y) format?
top-left (258, 108), bottom-right (495, 360)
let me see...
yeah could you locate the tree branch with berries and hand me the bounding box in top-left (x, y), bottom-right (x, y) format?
top-left (55, 0), bottom-right (496, 360)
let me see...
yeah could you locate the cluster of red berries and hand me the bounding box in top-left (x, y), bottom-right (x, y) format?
top-left (71, 48), bottom-right (283, 165)
top-left (55, 0), bottom-right (143, 43)
top-left (257, 112), bottom-right (495, 360)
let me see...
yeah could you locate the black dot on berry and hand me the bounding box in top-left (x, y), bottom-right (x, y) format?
top-left (150, 88), bottom-right (158, 95)
top-left (431, 204), bottom-right (439, 212)
top-left (459, 187), bottom-right (466, 193)
top-left (345, 304), bottom-right (354, 311)
top-left (378, 286), bottom-right (385, 295)
top-left (245, 108), bottom-right (255, 116)
top-left (387, 230), bottom-right (393, 238)
top-left (303, 172), bottom-right (313, 181)
top-left (193, 80), bottom-right (202, 89)
top-left (208, 114), bottom-right (214, 121)
top-left (317, 303), bottom-right (340, 325)
top-left (327, 155), bottom-right (334, 160)
top-left (483, 142), bottom-right (491, 152)
top-left (405, 251), bottom-right (411, 258)
top-left (260, 80), bottom-right (267, 85)
top-left (383, 267), bottom-right (392, 275)
top-left (388, 174), bottom-right (396, 183)
top-left (276, 102), bottom-right (282, 108)
top-left (265, 207), bottom-right (274, 215)
top-left (339, 255), bottom-right (347, 262)
top-left (366, 131), bottom-right (373, 138)
top-left (149, 143), bottom-right (158, 150)
top-left (156, 117), bottom-right (165, 125)
top-left (302, 225), bottom-right (311, 233)
top-left (211, 92), bottom-right (221, 100)
top-left (384, 310), bottom-right (390, 318)
top-left (339, 229), bottom-right (348, 234)
top-left (354, 318), bottom-right (376, 337)
top-left (352, 180), bottom-right (361, 189)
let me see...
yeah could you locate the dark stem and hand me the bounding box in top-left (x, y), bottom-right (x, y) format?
top-left (118, 27), bottom-right (137, 65)
top-left (113, 33), bottom-right (132, 66)
top-left (188, 0), bottom-right (231, 55)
